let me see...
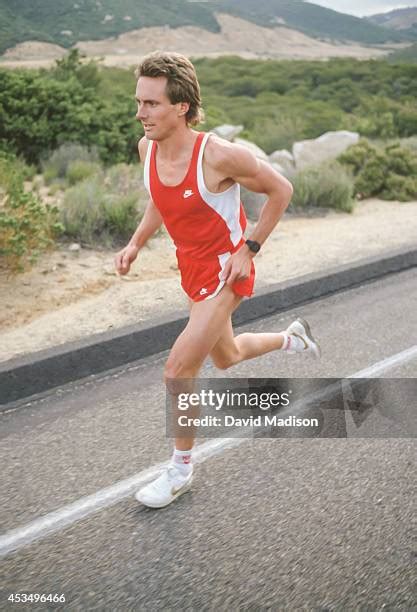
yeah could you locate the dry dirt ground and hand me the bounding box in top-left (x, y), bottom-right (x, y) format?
top-left (0, 13), bottom-right (408, 69)
top-left (1, 198), bottom-right (416, 363)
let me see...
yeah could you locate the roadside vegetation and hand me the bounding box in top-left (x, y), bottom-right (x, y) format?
top-left (291, 162), bottom-right (355, 213)
top-left (1, 52), bottom-right (416, 274)
top-left (0, 153), bottom-right (63, 274)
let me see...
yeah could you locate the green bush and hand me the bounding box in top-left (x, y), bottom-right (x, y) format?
top-left (381, 173), bottom-right (417, 201)
top-left (0, 153), bottom-right (36, 194)
top-left (0, 64), bottom-right (140, 167)
top-left (66, 160), bottom-right (102, 185)
top-left (3, 57), bottom-right (417, 168)
top-left (61, 177), bottom-right (106, 245)
top-left (291, 161), bottom-right (355, 213)
top-left (249, 114), bottom-right (307, 154)
top-left (0, 155), bottom-right (64, 274)
top-left (102, 194), bottom-right (140, 244)
top-left (104, 163), bottom-right (144, 196)
top-left (60, 163), bottom-right (147, 247)
top-left (42, 143), bottom-right (100, 184)
top-left (338, 139), bottom-right (417, 200)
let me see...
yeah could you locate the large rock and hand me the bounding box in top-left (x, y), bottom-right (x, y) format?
top-left (269, 149), bottom-right (296, 177)
top-left (212, 124), bottom-right (244, 141)
top-left (234, 138), bottom-right (269, 162)
top-left (293, 131), bottom-right (360, 170)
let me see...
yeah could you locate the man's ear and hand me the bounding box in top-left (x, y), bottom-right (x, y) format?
top-left (178, 102), bottom-right (190, 117)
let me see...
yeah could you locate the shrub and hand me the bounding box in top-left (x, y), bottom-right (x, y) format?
top-left (381, 173), bottom-right (417, 202)
top-left (61, 177), bottom-right (106, 245)
top-left (42, 143), bottom-right (100, 184)
top-left (337, 139), bottom-right (374, 173)
top-left (0, 153), bottom-right (35, 194)
top-left (60, 163), bottom-right (147, 247)
top-left (354, 152), bottom-right (388, 198)
top-left (66, 160), bottom-right (102, 185)
top-left (291, 161), bottom-right (355, 213)
top-left (250, 114), bottom-right (307, 154)
top-left (102, 194), bottom-right (140, 244)
top-left (0, 155), bottom-right (64, 274)
top-left (104, 163), bottom-right (144, 196)
top-left (338, 139), bottom-right (417, 201)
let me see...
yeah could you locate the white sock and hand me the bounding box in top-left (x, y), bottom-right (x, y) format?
top-left (171, 448), bottom-right (193, 476)
top-left (280, 332), bottom-right (305, 353)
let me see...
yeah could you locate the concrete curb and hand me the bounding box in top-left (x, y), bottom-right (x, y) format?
top-left (1, 247), bottom-right (416, 407)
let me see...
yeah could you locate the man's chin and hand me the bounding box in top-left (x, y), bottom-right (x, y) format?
top-left (145, 128), bottom-right (160, 140)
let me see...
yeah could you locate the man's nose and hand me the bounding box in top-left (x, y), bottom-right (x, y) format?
top-left (136, 104), bottom-right (146, 121)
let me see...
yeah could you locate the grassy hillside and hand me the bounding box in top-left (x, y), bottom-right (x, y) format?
top-left (367, 7), bottom-right (417, 30)
top-left (0, 0), bottom-right (220, 54)
top-left (366, 7), bottom-right (417, 41)
top-left (216, 0), bottom-right (409, 43)
top-left (0, 0), bottom-right (410, 56)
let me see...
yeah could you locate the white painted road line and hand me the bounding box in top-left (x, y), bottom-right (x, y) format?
top-left (350, 344), bottom-right (417, 378)
top-left (1, 345), bottom-right (416, 558)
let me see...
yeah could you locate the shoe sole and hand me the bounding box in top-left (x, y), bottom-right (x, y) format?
top-left (296, 317), bottom-right (321, 359)
top-left (135, 475), bottom-right (193, 509)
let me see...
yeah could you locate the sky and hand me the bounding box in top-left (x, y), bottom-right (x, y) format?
top-left (307, 0), bottom-right (417, 17)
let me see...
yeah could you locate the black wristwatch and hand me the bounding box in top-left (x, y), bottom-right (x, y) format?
top-left (245, 239), bottom-right (261, 254)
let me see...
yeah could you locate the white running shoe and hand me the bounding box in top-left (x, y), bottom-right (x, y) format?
top-left (285, 317), bottom-right (321, 359)
top-left (135, 465), bottom-right (193, 508)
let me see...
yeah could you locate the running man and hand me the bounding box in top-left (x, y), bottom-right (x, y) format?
top-left (114, 52), bottom-right (320, 508)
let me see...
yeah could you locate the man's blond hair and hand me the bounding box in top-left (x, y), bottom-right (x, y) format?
top-left (135, 51), bottom-right (204, 126)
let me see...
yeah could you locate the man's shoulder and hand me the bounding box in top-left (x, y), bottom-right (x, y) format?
top-left (204, 134), bottom-right (235, 169)
top-left (205, 133), bottom-right (256, 175)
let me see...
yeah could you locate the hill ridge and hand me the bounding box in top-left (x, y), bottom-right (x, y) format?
top-left (0, 0), bottom-right (412, 56)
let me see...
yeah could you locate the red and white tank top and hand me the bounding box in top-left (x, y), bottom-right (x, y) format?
top-left (143, 131), bottom-right (247, 260)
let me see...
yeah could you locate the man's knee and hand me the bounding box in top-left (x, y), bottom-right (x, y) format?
top-left (164, 351), bottom-right (197, 379)
top-left (211, 350), bottom-right (240, 371)
top-left (163, 354), bottom-right (200, 396)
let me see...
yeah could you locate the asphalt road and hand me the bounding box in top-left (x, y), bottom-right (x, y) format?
top-left (0, 268), bottom-right (416, 611)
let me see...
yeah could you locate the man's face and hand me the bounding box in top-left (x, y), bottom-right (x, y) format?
top-left (135, 76), bottom-right (188, 140)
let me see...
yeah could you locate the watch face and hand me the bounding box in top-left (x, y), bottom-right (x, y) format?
top-left (246, 240), bottom-right (260, 253)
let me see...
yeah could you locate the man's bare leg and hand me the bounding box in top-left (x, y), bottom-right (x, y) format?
top-left (135, 286), bottom-right (320, 507)
top-left (135, 286), bottom-right (243, 508)
top-left (167, 287), bottom-right (243, 450)
top-left (209, 310), bottom-right (321, 370)
top-left (210, 319), bottom-right (286, 370)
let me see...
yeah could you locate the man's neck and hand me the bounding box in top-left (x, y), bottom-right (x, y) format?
top-left (155, 127), bottom-right (197, 161)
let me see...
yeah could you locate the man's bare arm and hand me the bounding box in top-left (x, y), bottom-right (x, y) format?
top-left (220, 142), bottom-right (293, 248)
top-left (129, 136), bottom-right (163, 248)
top-left (209, 140), bottom-right (293, 285)
top-left (114, 137), bottom-right (163, 275)
top-left (128, 197), bottom-right (163, 249)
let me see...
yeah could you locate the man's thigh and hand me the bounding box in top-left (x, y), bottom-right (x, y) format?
top-left (168, 286), bottom-right (242, 370)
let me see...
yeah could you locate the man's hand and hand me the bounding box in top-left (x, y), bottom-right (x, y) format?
top-left (114, 243), bottom-right (140, 276)
top-left (221, 245), bottom-right (253, 286)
